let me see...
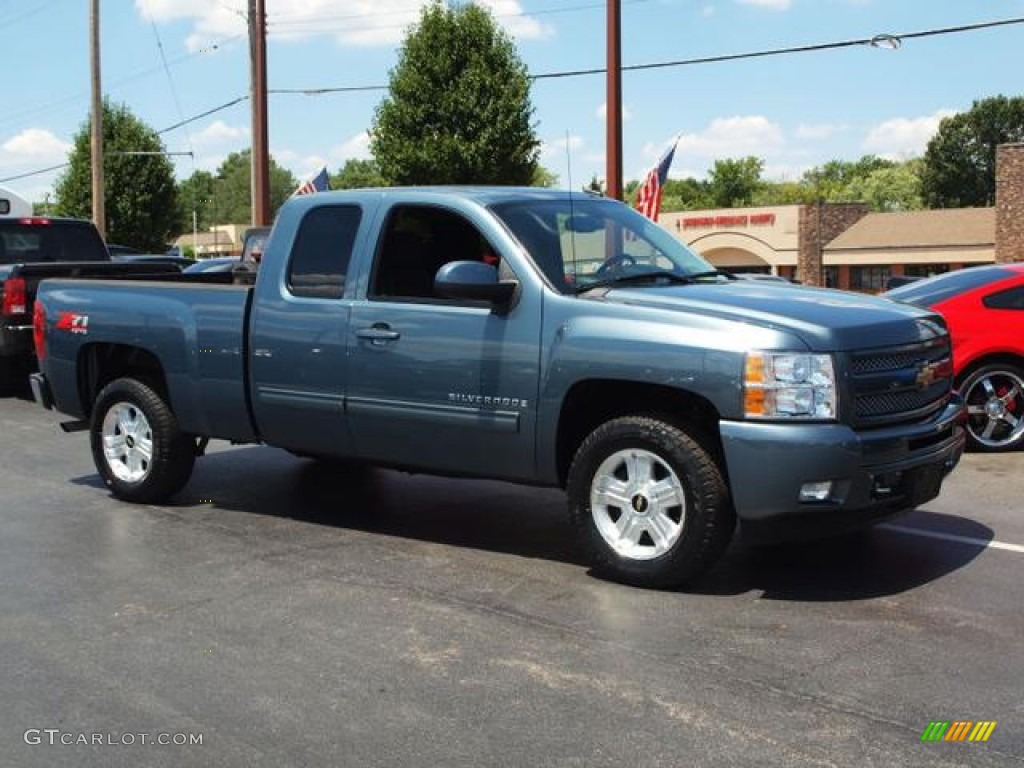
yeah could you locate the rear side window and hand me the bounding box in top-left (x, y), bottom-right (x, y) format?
top-left (983, 285), bottom-right (1024, 310)
top-left (287, 205), bottom-right (361, 299)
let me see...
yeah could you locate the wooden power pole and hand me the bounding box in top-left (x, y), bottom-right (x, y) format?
top-left (90, 0), bottom-right (105, 237)
top-left (606, 0), bottom-right (623, 201)
top-left (249, 0), bottom-right (270, 226)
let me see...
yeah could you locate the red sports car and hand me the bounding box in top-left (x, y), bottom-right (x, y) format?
top-left (885, 264), bottom-right (1024, 451)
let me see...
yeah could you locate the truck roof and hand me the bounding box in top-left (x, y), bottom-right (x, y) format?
top-left (288, 186), bottom-right (602, 207)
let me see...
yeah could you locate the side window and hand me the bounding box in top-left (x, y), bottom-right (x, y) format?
top-left (287, 205), bottom-right (362, 299)
top-left (983, 285), bottom-right (1024, 310)
top-left (371, 205), bottom-right (498, 300)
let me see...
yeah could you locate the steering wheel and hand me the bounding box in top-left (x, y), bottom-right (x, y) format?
top-left (593, 253), bottom-right (637, 278)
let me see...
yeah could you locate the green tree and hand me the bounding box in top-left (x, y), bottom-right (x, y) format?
top-left (921, 95), bottom-right (1024, 208)
top-left (55, 100), bottom-right (179, 251)
top-left (177, 170), bottom-right (216, 232)
top-left (370, 1), bottom-right (540, 185)
top-left (202, 150), bottom-right (297, 225)
top-left (844, 160), bottom-right (923, 211)
top-left (707, 156), bottom-right (764, 208)
top-left (531, 165), bottom-right (559, 188)
top-left (330, 158), bottom-right (387, 190)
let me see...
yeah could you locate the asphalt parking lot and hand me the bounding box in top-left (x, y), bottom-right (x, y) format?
top-left (1, 394), bottom-right (1022, 767)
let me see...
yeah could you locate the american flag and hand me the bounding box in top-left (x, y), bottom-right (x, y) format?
top-left (634, 139), bottom-right (678, 221)
top-left (293, 166), bottom-right (330, 196)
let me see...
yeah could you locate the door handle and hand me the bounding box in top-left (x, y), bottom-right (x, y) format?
top-left (356, 324), bottom-right (401, 345)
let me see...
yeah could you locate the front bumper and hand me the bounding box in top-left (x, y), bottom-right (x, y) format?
top-left (720, 397), bottom-right (965, 539)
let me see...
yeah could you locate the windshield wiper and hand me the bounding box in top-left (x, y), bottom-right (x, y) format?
top-left (576, 269), bottom-right (731, 294)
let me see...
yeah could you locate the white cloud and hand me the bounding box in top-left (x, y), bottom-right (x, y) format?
top-left (541, 134), bottom-right (584, 160)
top-left (795, 123), bottom-right (846, 141)
top-left (0, 128), bottom-right (73, 202)
top-left (194, 120), bottom-right (247, 147)
top-left (479, 0), bottom-right (553, 40)
top-left (329, 132), bottom-right (372, 162)
top-left (674, 115), bottom-right (785, 160)
top-left (596, 102), bottom-right (632, 122)
top-left (137, 0), bottom-right (551, 51)
top-left (736, 0), bottom-right (792, 10)
top-left (2, 128), bottom-right (71, 159)
top-left (862, 110), bottom-right (955, 159)
top-left (701, 6), bottom-right (716, 17)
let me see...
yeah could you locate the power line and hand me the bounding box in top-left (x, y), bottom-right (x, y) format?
top-left (7, 15), bottom-right (1024, 185)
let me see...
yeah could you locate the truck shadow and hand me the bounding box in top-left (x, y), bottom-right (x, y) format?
top-left (693, 510), bottom-right (993, 600)
top-left (73, 446), bottom-right (990, 599)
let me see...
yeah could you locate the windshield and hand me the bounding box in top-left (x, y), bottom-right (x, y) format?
top-left (491, 197), bottom-right (715, 293)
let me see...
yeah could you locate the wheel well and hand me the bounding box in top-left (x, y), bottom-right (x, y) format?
top-left (956, 353), bottom-right (1024, 387)
top-left (77, 343), bottom-right (168, 416)
top-left (555, 379), bottom-right (722, 486)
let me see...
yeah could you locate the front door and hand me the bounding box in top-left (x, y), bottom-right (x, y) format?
top-left (346, 203), bottom-right (541, 480)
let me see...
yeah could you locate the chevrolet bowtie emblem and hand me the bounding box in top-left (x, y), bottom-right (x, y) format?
top-left (915, 361), bottom-right (938, 390)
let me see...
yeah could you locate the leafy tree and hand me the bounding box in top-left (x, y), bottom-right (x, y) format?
top-left (192, 150), bottom-right (296, 226)
top-left (661, 177), bottom-right (712, 211)
top-left (707, 156), bottom-right (764, 208)
top-left (921, 95), bottom-right (1024, 207)
top-left (330, 158), bottom-right (387, 190)
top-left (531, 165), bottom-right (559, 188)
top-left (370, 1), bottom-right (540, 185)
top-left (844, 160), bottom-right (923, 211)
top-left (55, 100), bottom-right (179, 251)
top-left (177, 170), bottom-right (217, 232)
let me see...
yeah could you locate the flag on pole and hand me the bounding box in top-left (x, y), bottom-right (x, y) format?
top-left (293, 166), bottom-right (330, 196)
top-left (634, 139), bottom-right (678, 221)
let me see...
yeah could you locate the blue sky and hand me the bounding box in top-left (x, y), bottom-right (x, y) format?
top-left (2, 0), bottom-right (1024, 205)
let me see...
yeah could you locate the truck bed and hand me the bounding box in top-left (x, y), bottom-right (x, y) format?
top-left (40, 279), bottom-right (257, 442)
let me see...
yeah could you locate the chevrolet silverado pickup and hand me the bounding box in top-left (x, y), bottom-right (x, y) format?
top-left (30, 188), bottom-right (965, 587)
top-left (0, 216), bottom-right (180, 390)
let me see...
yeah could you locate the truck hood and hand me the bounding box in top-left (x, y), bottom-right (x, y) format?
top-left (597, 282), bottom-right (945, 351)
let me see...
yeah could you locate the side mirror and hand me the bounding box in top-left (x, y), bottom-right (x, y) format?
top-left (434, 261), bottom-right (517, 304)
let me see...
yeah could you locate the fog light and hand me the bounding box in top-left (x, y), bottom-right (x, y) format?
top-left (799, 481), bottom-right (834, 502)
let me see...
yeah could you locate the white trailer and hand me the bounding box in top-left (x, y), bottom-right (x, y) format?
top-left (0, 187), bottom-right (32, 218)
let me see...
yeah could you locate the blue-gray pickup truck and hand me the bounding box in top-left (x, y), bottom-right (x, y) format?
top-left (30, 187), bottom-right (965, 587)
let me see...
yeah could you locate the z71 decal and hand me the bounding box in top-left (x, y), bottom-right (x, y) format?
top-left (55, 312), bottom-right (89, 335)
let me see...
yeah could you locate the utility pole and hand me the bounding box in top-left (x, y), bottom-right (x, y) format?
top-left (249, 0), bottom-right (270, 226)
top-left (605, 0), bottom-right (623, 201)
top-left (90, 0), bottom-right (105, 237)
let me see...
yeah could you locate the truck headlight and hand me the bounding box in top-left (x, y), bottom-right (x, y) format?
top-left (744, 352), bottom-right (837, 420)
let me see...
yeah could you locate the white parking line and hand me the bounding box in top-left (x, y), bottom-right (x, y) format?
top-left (880, 524), bottom-right (1024, 554)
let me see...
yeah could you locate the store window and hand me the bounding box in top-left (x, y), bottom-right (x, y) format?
top-left (849, 266), bottom-right (890, 292)
top-left (904, 264), bottom-right (949, 278)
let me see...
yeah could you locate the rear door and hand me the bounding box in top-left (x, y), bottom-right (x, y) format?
top-left (249, 204), bottom-right (366, 457)
top-left (345, 202), bottom-right (542, 480)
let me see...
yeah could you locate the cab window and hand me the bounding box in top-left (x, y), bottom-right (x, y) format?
top-left (287, 205), bottom-right (361, 299)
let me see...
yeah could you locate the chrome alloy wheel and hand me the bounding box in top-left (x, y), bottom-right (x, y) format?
top-left (101, 402), bottom-right (154, 483)
top-left (590, 448), bottom-right (687, 561)
top-left (964, 370), bottom-right (1024, 450)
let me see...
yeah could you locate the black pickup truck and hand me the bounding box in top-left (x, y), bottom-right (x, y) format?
top-left (0, 216), bottom-right (179, 389)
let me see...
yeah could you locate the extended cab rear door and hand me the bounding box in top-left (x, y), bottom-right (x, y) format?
top-left (345, 201), bottom-right (541, 480)
top-left (249, 202), bottom-right (370, 456)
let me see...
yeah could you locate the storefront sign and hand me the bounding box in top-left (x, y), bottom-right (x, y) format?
top-left (677, 213), bottom-right (776, 230)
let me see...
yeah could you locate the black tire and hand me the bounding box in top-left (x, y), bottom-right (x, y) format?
top-left (90, 378), bottom-right (196, 502)
top-left (957, 362), bottom-right (1024, 452)
top-left (567, 416), bottom-right (735, 589)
